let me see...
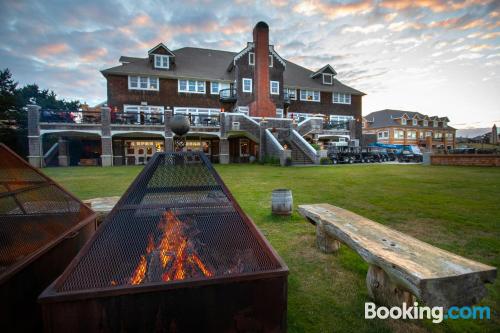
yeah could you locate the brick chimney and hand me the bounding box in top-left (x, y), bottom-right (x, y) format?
top-left (249, 21), bottom-right (276, 118)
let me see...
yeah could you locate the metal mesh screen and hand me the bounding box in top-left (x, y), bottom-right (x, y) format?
top-left (0, 144), bottom-right (93, 277)
top-left (58, 152), bottom-right (281, 292)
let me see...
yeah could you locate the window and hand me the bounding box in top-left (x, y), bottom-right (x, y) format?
top-left (154, 55), bottom-right (169, 69)
top-left (124, 105), bottom-right (164, 123)
top-left (249, 52), bottom-right (255, 65)
top-left (178, 79), bottom-right (206, 93)
top-left (270, 81), bottom-right (279, 95)
top-left (412, 119), bottom-right (418, 126)
top-left (434, 132), bottom-right (443, 139)
top-left (426, 131), bottom-right (432, 137)
top-left (238, 106), bottom-right (249, 115)
top-left (322, 73), bottom-right (333, 85)
top-left (269, 54), bottom-right (273, 67)
top-left (423, 120), bottom-right (428, 126)
top-left (128, 76), bottom-right (159, 91)
top-left (401, 118), bottom-right (407, 125)
top-left (333, 93), bottom-right (351, 104)
top-left (276, 108), bottom-right (283, 118)
top-left (407, 130), bottom-right (417, 139)
top-left (300, 89), bottom-right (320, 102)
top-left (446, 132), bottom-right (453, 139)
top-left (238, 106), bottom-right (248, 116)
top-left (377, 131), bottom-right (389, 139)
top-left (433, 121), bottom-right (438, 127)
top-left (284, 88), bottom-right (297, 100)
top-left (394, 130), bottom-right (405, 139)
top-left (210, 81), bottom-right (230, 94)
top-left (242, 78), bottom-right (252, 93)
top-left (419, 131), bottom-right (424, 139)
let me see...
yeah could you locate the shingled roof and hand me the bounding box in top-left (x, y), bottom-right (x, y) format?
top-left (364, 109), bottom-right (454, 129)
top-left (101, 47), bottom-right (364, 95)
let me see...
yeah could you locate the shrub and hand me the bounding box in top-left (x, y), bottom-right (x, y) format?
top-left (320, 157), bottom-right (331, 165)
top-left (311, 143), bottom-right (321, 151)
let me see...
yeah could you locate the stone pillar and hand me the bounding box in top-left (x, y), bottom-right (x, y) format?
top-left (164, 108), bottom-right (173, 152)
top-left (259, 120), bottom-right (268, 162)
top-left (100, 107), bottom-right (112, 166)
top-left (58, 137), bottom-right (69, 167)
top-left (27, 104), bottom-right (43, 168)
top-left (219, 138), bottom-right (229, 164)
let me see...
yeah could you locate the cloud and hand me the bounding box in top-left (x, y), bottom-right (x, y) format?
top-left (293, 0), bottom-right (373, 20)
top-left (341, 24), bottom-right (384, 34)
top-left (36, 43), bottom-right (70, 57)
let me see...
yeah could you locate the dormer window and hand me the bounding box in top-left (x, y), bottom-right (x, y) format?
top-left (412, 119), bottom-right (418, 126)
top-left (249, 52), bottom-right (255, 65)
top-left (154, 55), bottom-right (169, 69)
top-left (401, 118), bottom-right (407, 125)
top-left (322, 73), bottom-right (333, 85)
top-left (433, 121), bottom-right (438, 127)
top-left (423, 120), bottom-right (428, 126)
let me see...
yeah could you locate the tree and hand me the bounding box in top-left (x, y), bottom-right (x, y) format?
top-left (0, 68), bottom-right (81, 156)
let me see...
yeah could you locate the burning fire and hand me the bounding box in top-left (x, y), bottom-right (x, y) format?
top-left (127, 210), bottom-right (213, 286)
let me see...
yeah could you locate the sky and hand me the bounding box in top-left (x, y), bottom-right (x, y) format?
top-left (0, 0), bottom-right (499, 129)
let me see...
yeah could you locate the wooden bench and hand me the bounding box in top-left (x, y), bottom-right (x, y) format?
top-left (298, 203), bottom-right (497, 308)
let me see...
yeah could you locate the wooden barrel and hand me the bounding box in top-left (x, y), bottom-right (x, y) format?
top-left (271, 189), bottom-right (293, 216)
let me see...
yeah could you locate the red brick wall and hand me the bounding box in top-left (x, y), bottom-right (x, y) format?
top-left (106, 75), bottom-right (233, 111)
top-left (431, 154), bottom-right (500, 166)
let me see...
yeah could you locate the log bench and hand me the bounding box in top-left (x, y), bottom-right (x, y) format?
top-left (298, 203), bottom-right (497, 309)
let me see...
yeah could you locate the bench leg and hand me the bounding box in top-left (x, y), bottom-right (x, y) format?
top-left (366, 265), bottom-right (415, 307)
top-left (316, 222), bottom-right (341, 253)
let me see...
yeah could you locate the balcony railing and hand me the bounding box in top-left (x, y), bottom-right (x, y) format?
top-left (40, 109), bottom-right (101, 124)
top-left (323, 120), bottom-right (350, 131)
top-left (219, 88), bottom-right (237, 103)
top-left (175, 113), bottom-right (220, 127)
top-left (111, 112), bottom-right (164, 125)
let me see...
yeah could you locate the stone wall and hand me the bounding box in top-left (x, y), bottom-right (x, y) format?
top-left (431, 154), bottom-right (500, 166)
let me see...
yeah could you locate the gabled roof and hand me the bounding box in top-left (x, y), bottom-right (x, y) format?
top-left (148, 43), bottom-right (175, 56)
top-left (228, 43), bottom-right (286, 70)
top-left (310, 64), bottom-right (337, 78)
top-left (101, 46), bottom-right (365, 95)
top-left (363, 109), bottom-right (454, 129)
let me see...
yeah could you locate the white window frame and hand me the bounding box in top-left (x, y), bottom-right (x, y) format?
top-left (284, 88), bottom-right (297, 100)
top-left (154, 55), bottom-right (169, 69)
top-left (249, 52), bottom-right (255, 65)
top-left (128, 76), bottom-right (159, 91)
top-left (124, 104), bottom-right (165, 122)
top-left (333, 93), bottom-right (351, 104)
top-left (322, 73), bottom-right (333, 85)
top-left (401, 118), bottom-right (407, 125)
top-left (269, 54), bottom-right (273, 67)
top-left (394, 129), bottom-right (405, 139)
top-left (433, 121), bottom-right (438, 127)
top-left (178, 79), bottom-right (206, 94)
top-left (270, 81), bottom-right (279, 95)
top-left (237, 106), bottom-right (249, 115)
top-left (300, 89), bottom-right (320, 102)
top-left (210, 81), bottom-right (230, 95)
top-left (407, 130), bottom-right (417, 139)
top-left (242, 78), bottom-right (252, 93)
top-left (276, 108), bottom-right (284, 118)
top-left (377, 131), bottom-right (389, 139)
top-left (412, 119), bottom-right (418, 126)
top-left (423, 120), bottom-right (429, 126)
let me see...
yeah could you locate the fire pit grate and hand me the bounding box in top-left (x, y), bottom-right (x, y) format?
top-left (39, 152), bottom-right (288, 333)
top-left (0, 143), bottom-right (96, 332)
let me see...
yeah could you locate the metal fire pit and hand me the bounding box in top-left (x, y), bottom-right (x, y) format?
top-left (40, 152), bottom-right (288, 333)
top-left (0, 143), bottom-right (97, 332)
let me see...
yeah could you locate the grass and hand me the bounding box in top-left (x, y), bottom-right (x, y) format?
top-left (44, 164), bottom-right (500, 333)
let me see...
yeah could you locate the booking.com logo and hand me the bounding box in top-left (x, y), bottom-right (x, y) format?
top-left (365, 302), bottom-right (491, 324)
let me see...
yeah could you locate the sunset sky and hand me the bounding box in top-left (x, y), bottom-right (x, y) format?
top-left (1, 0), bottom-right (499, 129)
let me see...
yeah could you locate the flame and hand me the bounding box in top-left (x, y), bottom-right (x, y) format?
top-left (129, 255), bottom-right (147, 285)
top-left (126, 210), bottom-right (213, 286)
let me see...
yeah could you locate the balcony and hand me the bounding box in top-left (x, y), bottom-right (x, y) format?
top-left (323, 121), bottom-right (350, 131)
top-left (111, 111), bottom-right (164, 125)
top-left (219, 88), bottom-right (237, 103)
top-left (40, 109), bottom-right (101, 124)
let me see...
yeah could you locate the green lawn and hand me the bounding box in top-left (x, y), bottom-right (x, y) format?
top-left (44, 164), bottom-right (500, 333)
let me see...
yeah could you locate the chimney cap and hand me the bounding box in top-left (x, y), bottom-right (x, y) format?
top-left (255, 21), bottom-right (269, 29)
